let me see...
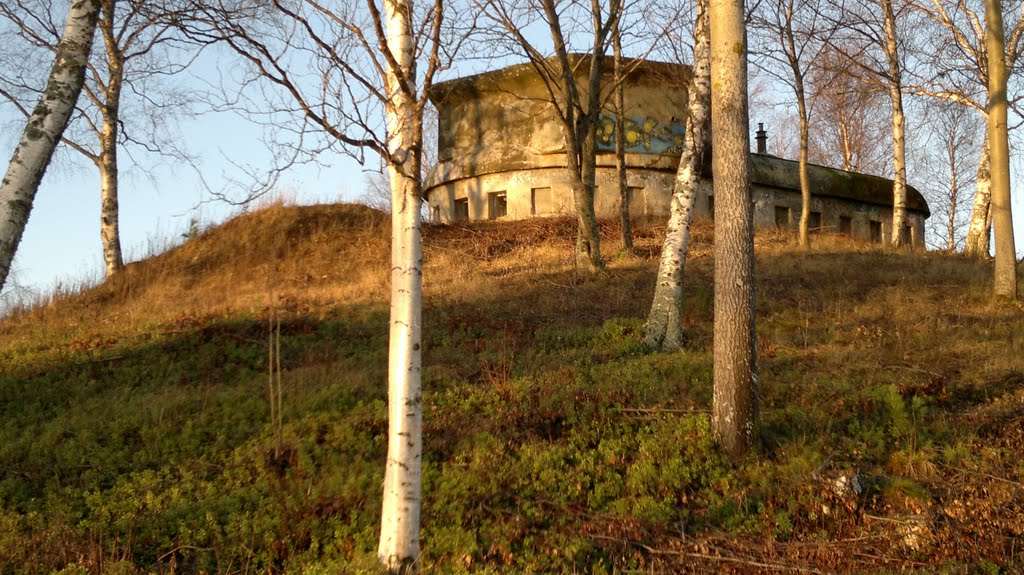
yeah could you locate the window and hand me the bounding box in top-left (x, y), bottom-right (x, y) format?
top-left (808, 211), bottom-right (822, 232)
top-left (531, 187), bottom-right (552, 215)
top-left (774, 206), bottom-right (790, 228)
top-left (488, 191), bottom-right (507, 219)
top-left (869, 220), bottom-right (882, 243)
top-left (707, 195), bottom-right (714, 217)
top-left (430, 205), bottom-right (440, 223)
top-left (839, 216), bottom-right (852, 235)
top-left (900, 224), bottom-right (912, 246)
top-left (454, 198), bottom-right (469, 222)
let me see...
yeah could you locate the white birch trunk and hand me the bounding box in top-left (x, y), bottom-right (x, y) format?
top-left (98, 0), bottom-right (124, 276)
top-left (710, 0), bottom-right (758, 458)
top-left (644, 0), bottom-right (710, 351)
top-left (378, 0), bottom-right (424, 570)
top-left (838, 109), bottom-right (854, 172)
top-left (965, 127), bottom-right (993, 257)
top-left (883, 0), bottom-right (908, 248)
top-left (0, 0), bottom-right (101, 291)
top-left (985, 0), bottom-right (1018, 298)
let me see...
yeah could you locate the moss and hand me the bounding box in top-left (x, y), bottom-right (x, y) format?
top-left (748, 154), bottom-right (930, 216)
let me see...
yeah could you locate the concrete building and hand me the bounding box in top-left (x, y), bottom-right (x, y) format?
top-left (424, 57), bottom-right (930, 247)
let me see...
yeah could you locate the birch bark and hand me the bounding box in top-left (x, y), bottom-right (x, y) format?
top-left (377, 0), bottom-right (424, 570)
top-left (644, 0), bottom-right (710, 351)
top-left (710, 0), bottom-right (758, 458)
top-left (98, 0), bottom-right (124, 276)
top-left (965, 132), bottom-right (992, 257)
top-left (0, 0), bottom-right (101, 292)
top-left (882, 0), bottom-right (908, 248)
top-left (985, 0), bottom-right (1018, 298)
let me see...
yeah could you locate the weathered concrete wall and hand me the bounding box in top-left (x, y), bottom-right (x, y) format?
top-left (427, 164), bottom-right (678, 223)
top-left (425, 56), bottom-right (930, 248)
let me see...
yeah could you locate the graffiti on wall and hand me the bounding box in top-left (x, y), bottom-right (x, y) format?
top-left (595, 115), bottom-right (686, 155)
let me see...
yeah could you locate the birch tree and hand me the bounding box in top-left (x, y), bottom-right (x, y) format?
top-left (921, 101), bottom-right (979, 250)
top-left (825, 0), bottom-right (913, 247)
top-left (985, 0), bottom-right (1018, 298)
top-left (478, 0), bottom-right (623, 274)
top-left (0, 0), bottom-right (201, 278)
top-left (806, 46), bottom-right (891, 175)
top-left (881, 0), bottom-right (909, 247)
top-left (752, 0), bottom-right (825, 247)
top-left (710, 0), bottom-right (758, 458)
top-left (644, 0), bottom-right (709, 351)
top-left (181, 0), bottom-right (461, 569)
top-left (0, 0), bottom-right (100, 292)
top-left (907, 0), bottom-right (1024, 257)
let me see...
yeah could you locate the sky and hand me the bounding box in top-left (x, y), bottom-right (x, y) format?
top-left (2, 23), bottom-right (1024, 306)
top-left (0, 106), bottom-right (367, 301)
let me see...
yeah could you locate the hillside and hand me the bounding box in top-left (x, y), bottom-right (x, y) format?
top-left (1, 202), bottom-right (1022, 574)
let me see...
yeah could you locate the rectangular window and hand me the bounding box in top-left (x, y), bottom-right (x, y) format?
top-left (901, 224), bottom-right (912, 246)
top-left (839, 216), bottom-right (852, 235)
top-left (454, 198), bottom-right (469, 222)
top-left (809, 211), bottom-right (822, 232)
top-left (707, 195), bottom-right (714, 217)
top-left (488, 191), bottom-right (507, 219)
top-left (774, 206), bottom-right (790, 228)
top-left (430, 205), bottom-right (440, 223)
top-left (869, 220), bottom-right (882, 243)
top-left (531, 187), bottom-right (552, 215)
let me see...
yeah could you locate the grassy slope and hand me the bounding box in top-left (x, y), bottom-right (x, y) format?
top-left (1, 203), bottom-right (1022, 574)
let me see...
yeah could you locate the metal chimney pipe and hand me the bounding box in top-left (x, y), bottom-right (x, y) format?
top-left (755, 122), bottom-right (767, 154)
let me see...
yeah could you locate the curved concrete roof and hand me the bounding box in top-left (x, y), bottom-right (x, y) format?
top-left (741, 153), bottom-right (930, 217)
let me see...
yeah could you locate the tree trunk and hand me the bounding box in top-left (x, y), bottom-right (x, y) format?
top-left (883, 0), bottom-right (908, 248)
top-left (644, 0), bottom-right (710, 351)
top-left (540, 0), bottom-right (608, 274)
top-left (946, 138), bottom-right (959, 251)
top-left (785, 6), bottom-right (811, 248)
top-left (985, 0), bottom-right (1018, 298)
top-left (577, 50), bottom-right (605, 273)
top-left (0, 0), bottom-right (101, 292)
top-left (98, 0), bottom-right (124, 277)
top-left (797, 101), bottom-right (810, 246)
top-left (710, 0), bottom-right (758, 459)
top-left (838, 108), bottom-right (854, 172)
top-left (568, 146), bottom-right (603, 274)
top-left (614, 19), bottom-right (633, 253)
top-left (377, 0), bottom-right (424, 571)
top-left (964, 133), bottom-right (992, 257)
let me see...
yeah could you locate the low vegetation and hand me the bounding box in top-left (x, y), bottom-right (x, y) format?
top-left (1, 203), bottom-right (1022, 574)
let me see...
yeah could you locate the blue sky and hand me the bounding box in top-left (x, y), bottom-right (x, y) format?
top-left (1, 101), bottom-right (368, 299)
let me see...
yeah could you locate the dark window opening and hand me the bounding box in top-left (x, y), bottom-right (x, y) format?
top-left (869, 220), bottom-right (882, 243)
top-left (774, 206), bottom-right (790, 228)
top-left (900, 224), bottom-right (912, 246)
top-left (839, 216), bottom-right (852, 235)
top-left (454, 198), bottom-right (469, 222)
top-left (809, 211), bottom-right (822, 232)
top-left (488, 191), bottom-right (507, 219)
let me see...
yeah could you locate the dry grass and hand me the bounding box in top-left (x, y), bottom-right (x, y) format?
top-left (2, 202), bottom-right (1022, 573)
